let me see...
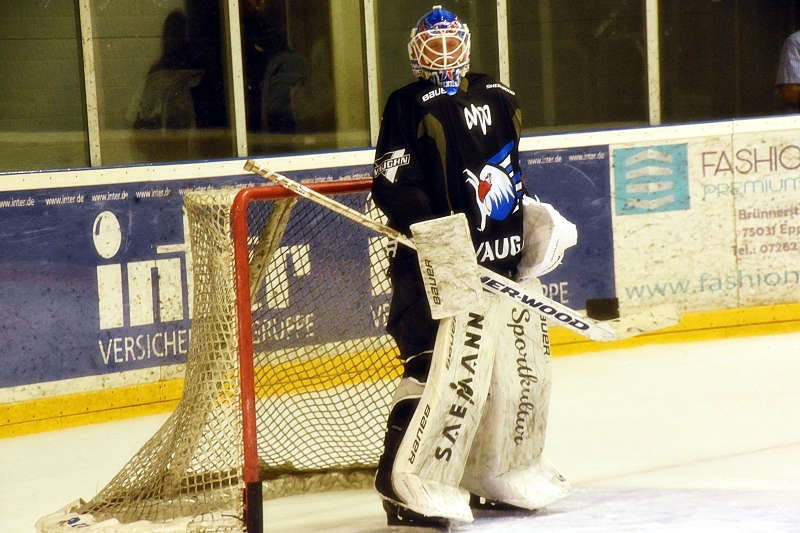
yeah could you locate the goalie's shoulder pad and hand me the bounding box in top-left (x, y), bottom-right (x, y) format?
top-left (517, 196), bottom-right (577, 280)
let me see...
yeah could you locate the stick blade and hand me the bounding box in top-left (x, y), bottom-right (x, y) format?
top-left (607, 304), bottom-right (681, 340)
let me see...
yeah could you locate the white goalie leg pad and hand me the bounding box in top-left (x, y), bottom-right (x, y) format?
top-left (461, 278), bottom-right (571, 509)
top-left (410, 213), bottom-right (483, 319)
top-left (391, 295), bottom-right (501, 522)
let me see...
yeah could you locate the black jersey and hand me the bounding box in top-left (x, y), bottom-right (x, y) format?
top-left (372, 73), bottom-right (525, 275)
top-left (372, 73), bottom-right (525, 358)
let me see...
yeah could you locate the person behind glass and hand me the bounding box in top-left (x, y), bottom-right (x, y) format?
top-left (371, 4), bottom-right (573, 528)
top-left (776, 30), bottom-right (800, 110)
top-left (133, 10), bottom-right (203, 161)
top-left (240, 0), bottom-right (306, 134)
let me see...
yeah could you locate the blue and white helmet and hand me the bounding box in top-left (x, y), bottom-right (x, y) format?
top-left (408, 5), bottom-right (471, 95)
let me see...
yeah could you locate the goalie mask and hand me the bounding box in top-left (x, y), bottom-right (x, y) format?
top-left (408, 5), bottom-right (471, 95)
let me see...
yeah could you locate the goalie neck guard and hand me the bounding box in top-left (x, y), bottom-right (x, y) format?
top-left (408, 5), bottom-right (471, 95)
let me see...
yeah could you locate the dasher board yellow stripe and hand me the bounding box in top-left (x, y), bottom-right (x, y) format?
top-left (2, 303), bottom-right (799, 438)
top-left (0, 379), bottom-right (183, 438)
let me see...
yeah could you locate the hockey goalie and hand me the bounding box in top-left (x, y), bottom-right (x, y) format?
top-left (371, 4), bottom-right (576, 527)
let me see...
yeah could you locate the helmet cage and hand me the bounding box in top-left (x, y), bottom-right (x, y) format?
top-left (408, 8), bottom-right (470, 92)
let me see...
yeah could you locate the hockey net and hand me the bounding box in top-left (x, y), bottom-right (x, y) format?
top-left (37, 180), bottom-right (401, 532)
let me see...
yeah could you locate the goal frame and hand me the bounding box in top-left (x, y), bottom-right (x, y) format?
top-left (230, 179), bottom-right (374, 532)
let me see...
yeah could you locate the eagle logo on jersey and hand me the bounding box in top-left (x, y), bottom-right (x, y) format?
top-left (464, 141), bottom-right (522, 231)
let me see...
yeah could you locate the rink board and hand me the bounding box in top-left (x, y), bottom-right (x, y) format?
top-left (0, 149), bottom-right (613, 392)
top-left (2, 115), bottom-right (800, 436)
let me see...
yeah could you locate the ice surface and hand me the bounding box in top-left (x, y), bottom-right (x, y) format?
top-left (3, 332), bottom-right (799, 532)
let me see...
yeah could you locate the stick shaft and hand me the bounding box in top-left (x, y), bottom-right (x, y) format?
top-left (244, 160), bottom-right (617, 341)
top-left (244, 160), bottom-right (414, 247)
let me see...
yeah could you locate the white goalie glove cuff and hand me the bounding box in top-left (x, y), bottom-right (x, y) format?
top-left (517, 195), bottom-right (578, 281)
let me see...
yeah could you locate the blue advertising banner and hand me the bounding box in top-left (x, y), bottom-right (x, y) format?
top-left (520, 145), bottom-right (614, 307)
top-left (0, 165), bottom-right (370, 388)
top-left (0, 152), bottom-right (612, 390)
top-left (248, 178), bottom-right (388, 354)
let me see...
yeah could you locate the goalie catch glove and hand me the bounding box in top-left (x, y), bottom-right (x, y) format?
top-left (516, 195), bottom-right (577, 281)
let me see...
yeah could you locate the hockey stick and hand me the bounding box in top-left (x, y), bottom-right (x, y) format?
top-left (243, 160), bottom-right (679, 342)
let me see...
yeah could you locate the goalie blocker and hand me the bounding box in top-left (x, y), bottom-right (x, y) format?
top-left (410, 213), bottom-right (483, 320)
